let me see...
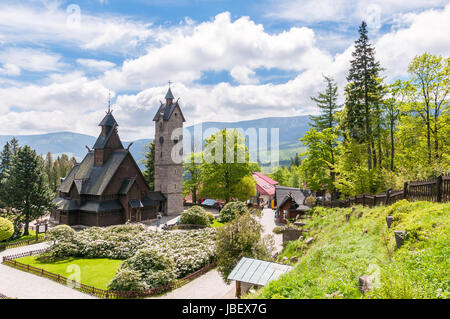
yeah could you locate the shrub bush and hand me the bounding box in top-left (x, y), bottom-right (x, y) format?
top-left (47, 225), bottom-right (76, 242)
top-left (107, 268), bottom-right (149, 291)
top-left (119, 248), bottom-right (177, 289)
top-left (0, 217), bottom-right (14, 242)
top-left (180, 206), bottom-right (211, 226)
top-left (219, 201), bottom-right (248, 223)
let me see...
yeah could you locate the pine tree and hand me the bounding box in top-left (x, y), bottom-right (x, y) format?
top-left (3, 146), bottom-right (53, 236)
top-left (310, 75), bottom-right (340, 131)
top-left (142, 141), bottom-right (155, 191)
top-left (343, 21), bottom-right (384, 170)
top-left (0, 142), bottom-right (12, 178)
top-left (10, 138), bottom-right (19, 156)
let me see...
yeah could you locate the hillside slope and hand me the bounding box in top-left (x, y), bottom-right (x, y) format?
top-left (253, 200), bottom-right (449, 299)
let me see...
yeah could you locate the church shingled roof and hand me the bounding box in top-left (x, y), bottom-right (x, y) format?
top-left (98, 112), bottom-right (118, 127)
top-left (152, 101), bottom-right (186, 122)
top-left (93, 123), bottom-right (121, 150)
top-left (59, 150), bottom-right (129, 196)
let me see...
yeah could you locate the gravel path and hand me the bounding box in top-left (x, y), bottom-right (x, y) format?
top-left (0, 242), bottom-right (96, 299)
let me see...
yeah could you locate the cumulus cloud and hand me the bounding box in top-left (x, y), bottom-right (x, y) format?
top-left (376, 4), bottom-right (450, 79)
top-left (0, 4), bottom-right (449, 142)
top-left (266, 0), bottom-right (449, 24)
top-left (0, 48), bottom-right (65, 75)
top-left (102, 12), bottom-right (332, 90)
top-left (76, 59), bottom-right (116, 72)
top-left (0, 2), bottom-right (155, 54)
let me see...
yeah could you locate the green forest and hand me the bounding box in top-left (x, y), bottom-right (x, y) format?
top-left (270, 22), bottom-right (449, 198)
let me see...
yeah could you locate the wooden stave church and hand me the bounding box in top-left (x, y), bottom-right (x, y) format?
top-left (51, 107), bottom-right (166, 227)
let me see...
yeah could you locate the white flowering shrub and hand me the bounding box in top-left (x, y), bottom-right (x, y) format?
top-left (46, 224), bottom-right (217, 290)
top-left (180, 206), bottom-right (211, 226)
top-left (107, 268), bottom-right (149, 291)
top-left (47, 225), bottom-right (76, 241)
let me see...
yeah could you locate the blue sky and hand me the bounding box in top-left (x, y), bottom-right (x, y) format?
top-left (0, 0), bottom-right (449, 140)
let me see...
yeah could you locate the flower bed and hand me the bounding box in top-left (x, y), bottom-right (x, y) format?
top-left (45, 224), bottom-right (217, 291)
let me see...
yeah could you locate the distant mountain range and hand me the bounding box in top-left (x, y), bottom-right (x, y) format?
top-left (0, 115), bottom-right (310, 168)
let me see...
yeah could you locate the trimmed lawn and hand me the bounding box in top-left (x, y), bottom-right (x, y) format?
top-left (17, 256), bottom-right (123, 290)
top-left (211, 219), bottom-right (224, 228)
top-left (1, 230), bottom-right (45, 245)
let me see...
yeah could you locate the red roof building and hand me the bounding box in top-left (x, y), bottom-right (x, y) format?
top-left (252, 172), bottom-right (278, 203)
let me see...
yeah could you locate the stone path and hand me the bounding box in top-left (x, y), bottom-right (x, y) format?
top-left (0, 242), bottom-right (96, 299)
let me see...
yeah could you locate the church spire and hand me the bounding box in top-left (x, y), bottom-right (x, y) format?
top-left (165, 81), bottom-right (174, 105)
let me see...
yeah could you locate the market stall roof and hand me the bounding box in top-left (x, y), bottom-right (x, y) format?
top-left (227, 257), bottom-right (292, 286)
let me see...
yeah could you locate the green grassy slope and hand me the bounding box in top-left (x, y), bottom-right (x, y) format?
top-left (252, 200), bottom-right (449, 299)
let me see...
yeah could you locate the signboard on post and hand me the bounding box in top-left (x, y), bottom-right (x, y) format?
top-left (35, 222), bottom-right (48, 241)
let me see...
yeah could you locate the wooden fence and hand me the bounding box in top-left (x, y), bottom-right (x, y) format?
top-left (320, 174), bottom-right (450, 208)
top-left (2, 249), bottom-right (217, 299)
top-left (0, 236), bottom-right (47, 252)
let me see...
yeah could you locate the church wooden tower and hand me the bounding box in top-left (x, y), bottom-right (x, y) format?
top-left (153, 86), bottom-right (185, 215)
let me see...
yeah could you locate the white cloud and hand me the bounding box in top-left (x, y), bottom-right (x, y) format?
top-left (0, 63), bottom-right (21, 76)
top-left (230, 66), bottom-right (258, 84)
top-left (76, 59), bottom-right (116, 71)
top-left (376, 4), bottom-right (450, 79)
top-left (0, 48), bottom-right (65, 74)
top-left (102, 12), bottom-right (332, 90)
top-left (266, 0), bottom-right (448, 25)
top-left (0, 3), bottom-right (155, 54)
top-left (0, 5), bottom-right (449, 142)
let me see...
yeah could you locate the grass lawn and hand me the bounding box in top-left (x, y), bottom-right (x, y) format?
top-left (211, 219), bottom-right (224, 228)
top-left (1, 230), bottom-right (45, 245)
top-left (17, 256), bottom-right (123, 290)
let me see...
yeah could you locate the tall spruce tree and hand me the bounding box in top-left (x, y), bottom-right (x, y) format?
top-left (310, 75), bottom-right (340, 131)
top-left (3, 146), bottom-right (53, 236)
top-left (343, 21), bottom-right (384, 170)
top-left (142, 141), bottom-right (155, 191)
top-left (309, 75), bottom-right (341, 185)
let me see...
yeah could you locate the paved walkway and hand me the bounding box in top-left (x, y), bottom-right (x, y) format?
top-left (0, 242), bottom-right (96, 299)
top-left (259, 207), bottom-right (283, 254)
top-left (154, 269), bottom-right (235, 299)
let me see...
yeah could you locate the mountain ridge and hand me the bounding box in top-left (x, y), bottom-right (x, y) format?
top-left (0, 115), bottom-right (310, 167)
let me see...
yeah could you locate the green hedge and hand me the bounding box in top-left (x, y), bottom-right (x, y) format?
top-left (0, 217), bottom-right (14, 242)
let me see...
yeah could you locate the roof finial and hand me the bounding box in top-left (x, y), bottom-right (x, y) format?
top-left (168, 80), bottom-right (172, 88)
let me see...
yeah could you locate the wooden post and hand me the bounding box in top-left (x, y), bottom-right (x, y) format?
top-left (403, 181), bottom-right (408, 200)
top-left (436, 175), bottom-right (443, 203)
top-left (362, 194), bottom-right (366, 207)
top-left (236, 281), bottom-right (241, 299)
top-left (385, 188), bottom-right (391, 206)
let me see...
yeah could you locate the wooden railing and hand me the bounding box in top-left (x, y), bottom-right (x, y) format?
top-left (0, 236), bottom-right (47, 252)
top-left (2, 249), bottom-right (217, 299)
top-left (319, 174), bottom-right (450, 208)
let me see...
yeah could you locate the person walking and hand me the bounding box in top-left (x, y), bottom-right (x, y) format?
top-left (156, 212), bottom-right (162, 228)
